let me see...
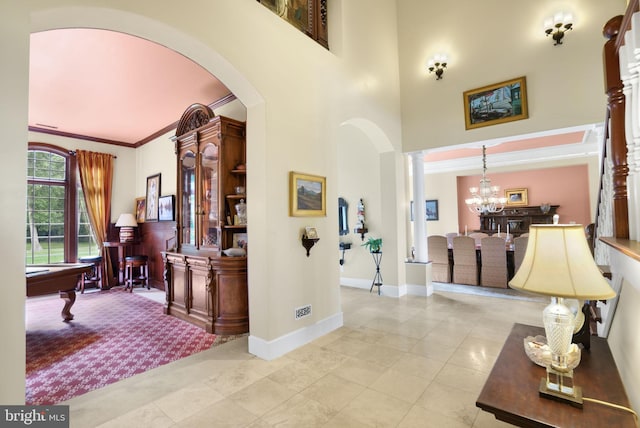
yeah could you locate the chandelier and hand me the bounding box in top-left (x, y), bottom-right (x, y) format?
top-left (465, 146), bottom-right (507, 214)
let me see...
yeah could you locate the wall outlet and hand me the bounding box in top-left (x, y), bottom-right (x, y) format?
top-left (295, 304), bottom-right (312, 320)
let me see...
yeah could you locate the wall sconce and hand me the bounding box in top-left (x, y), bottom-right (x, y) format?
top-left (544, 12), bottom-right (573, 46)
top-left (427, 54), bottom-right (447, 80)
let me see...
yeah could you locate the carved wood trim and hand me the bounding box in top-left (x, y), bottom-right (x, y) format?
top-left (175, 103), bottom-right (215, 137)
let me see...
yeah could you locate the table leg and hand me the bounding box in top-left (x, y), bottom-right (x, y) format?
top-left (59, 289), bottom-right (76, 322)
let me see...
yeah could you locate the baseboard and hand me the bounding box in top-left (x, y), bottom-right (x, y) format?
top-left (248, 311), bottom-right (343, 361)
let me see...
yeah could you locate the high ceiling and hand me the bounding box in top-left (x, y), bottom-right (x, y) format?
top-left (29, 28), bottom-right (232, 147)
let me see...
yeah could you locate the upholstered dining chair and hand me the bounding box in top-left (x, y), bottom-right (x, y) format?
top-left (513, 235), bottom-right (529, 274)
top-left (428, 235), bottom-right (451, 283)
top-left (452, 235), bottom-right (478, 285)
top-left (480, 236), bottom-right (508, 288)
top-left (468, 232), bottom-right (488, 247)
top-left (445, 232), bottom-right (459, 249)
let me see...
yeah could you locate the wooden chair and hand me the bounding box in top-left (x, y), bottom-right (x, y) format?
top-left (480, 236), bottom-right (508, 288)
top-left (124, 255), bottom-right (149, 292)
top-left (513, 236), bottom-right (529, 274)
top-left (428, 235), bottom-right (451, 283)
top-left (452, 236), bottom-right (478, 285)
top-left (77, 255), bottom-right (103, 293)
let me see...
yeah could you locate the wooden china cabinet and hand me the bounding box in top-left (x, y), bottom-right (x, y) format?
top-left (162, 104), bottom-right (248, 334)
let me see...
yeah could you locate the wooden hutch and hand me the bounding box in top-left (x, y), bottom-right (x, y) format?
top-left (479, 205), bottom-right (559, 237)
top-left (162, 104), bottom-right (248, 334)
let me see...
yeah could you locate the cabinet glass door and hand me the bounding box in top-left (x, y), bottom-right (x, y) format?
top-left (201, 143), bottom-right (219, 249)
top-left (181, 151), bottom-right (196, 247)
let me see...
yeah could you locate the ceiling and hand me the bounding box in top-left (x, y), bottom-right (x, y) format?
top-left (28, 29), bottom-right (602, 163)
top-left (29, 28), bottom-right (232, 147)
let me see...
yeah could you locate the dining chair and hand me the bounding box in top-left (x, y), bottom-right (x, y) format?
top-left (452, 235), bottom-right (478, 285)
top-left (469, 232), bottom-right (488, 247)
top-left (513, 235), bottom-right (529, 274)
top-left (480, 236), bottom-right (508, 288)
top-left (445, 232), bottom-right (459, 249)
top-left (428, 235), bottom-right (451, 283)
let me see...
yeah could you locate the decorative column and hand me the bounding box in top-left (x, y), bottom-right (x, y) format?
top-left (410, 152), bottom-right (427, 262)
top-left (603, 15), bottom-right (630, 239)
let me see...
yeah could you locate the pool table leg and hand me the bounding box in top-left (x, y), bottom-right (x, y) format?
top-left (59, 289), bottom-right (76, 322)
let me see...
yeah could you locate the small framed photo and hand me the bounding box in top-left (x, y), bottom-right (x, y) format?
top-left (463, 76), bottom-right (528, 130)
top-left (426, 199), bottom-right (439, 221)
top-left (145, 173), bottom-right (161, 222)
top-left (134, 197), bottom-right (146, 223)
top-left (305, 227), bottom-right (318, 239)
top-left (233, 232), bottom-right (248, 249)
top-left (158, 195), bottom-right (175, 221)
top-left (289, 171), bottom-right (326, 217)
top-left (505, 188), bottom-right (528, 206)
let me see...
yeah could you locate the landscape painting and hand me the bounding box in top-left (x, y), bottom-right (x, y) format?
top-left (289, 171), bottom-right (326, 217)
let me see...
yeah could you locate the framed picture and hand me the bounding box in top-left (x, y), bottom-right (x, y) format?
top-left (145, 173), bottom-right (161, 222)
top-left (233, 232), bottom-right (248, 249)
top-left (158, 195), bottom-right (175, 221)
top-left (256, 0), bottom-right (327, 48)
top-left (410, 200), bottom-right (439, 221)
top-left (463, 76), bottom-right (528, 130)
top-left (134, 197), bottom-right (146, 223)
top-left (289, 171), bottom-right (326, 217)
top-left (505, 188), bottom-right (528, 206)
top-left (426, 200), bottom-right (439, 221)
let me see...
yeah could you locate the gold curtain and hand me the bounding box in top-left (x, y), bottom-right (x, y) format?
top-left (76, 150), bottom-right (114, 286)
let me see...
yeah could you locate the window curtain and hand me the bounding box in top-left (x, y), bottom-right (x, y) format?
top-left (76, 150), bottom-right (114, 286)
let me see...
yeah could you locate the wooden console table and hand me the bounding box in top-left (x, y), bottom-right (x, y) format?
top-left (103, 241), bottom-right (140, 286)
top-left (477, 323), bottom-right (635, 427)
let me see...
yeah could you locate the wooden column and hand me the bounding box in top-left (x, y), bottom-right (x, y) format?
top-left (603, 15), bottom-right (630, 239)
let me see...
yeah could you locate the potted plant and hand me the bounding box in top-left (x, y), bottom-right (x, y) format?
top-left (362, 236), bottom-right (382, 253)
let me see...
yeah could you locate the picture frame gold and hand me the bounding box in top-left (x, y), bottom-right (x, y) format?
top-left (505, 188), bottom-right (528, 206)
top-left (134, 197), bottom-right (146, 223)
top-left (289, 171), bottom-right (326, 217)
top-left (463, 76), bottom-right (528, 130)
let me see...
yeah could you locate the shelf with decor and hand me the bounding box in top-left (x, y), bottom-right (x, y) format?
top-left (479, 205), bottom-right (559, 236)
top-left (162, 103), bottom-right (248, 335)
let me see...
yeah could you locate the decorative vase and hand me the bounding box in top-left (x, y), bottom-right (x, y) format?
top-left (235, 199), bottom-right (247, 225)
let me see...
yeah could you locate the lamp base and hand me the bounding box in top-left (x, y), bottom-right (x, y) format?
top-left (539, 377), bottom-right (583, 408)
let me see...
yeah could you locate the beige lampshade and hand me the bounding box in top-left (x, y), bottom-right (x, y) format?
top-left (115, 213), bottom-right (138, 228)
top-left (509, 224), bottom-right (616, 300)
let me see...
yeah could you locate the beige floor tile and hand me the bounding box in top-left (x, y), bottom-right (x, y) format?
top-left (330, 357), bottom-right (384, 386)
top-left (151, 381), bottom-right (225, 422)
top-left (267, 359), bottom-right (326, 391)
top-left (205, 364), bottom-right (267, 396)
top-left (354, 343), bottom-right (405, 367)
top-left (174, 398), bottom-right (260, 428)
top-left (389, 353), bottom-right (444, 381)
top-left (399, 404), bottom-right (471, 428)
top-left (229, 377), bottom-right (298, 416)
top-left (300, 373), bottom-right (365, 412)
top-left (415, 381), bottom-right (480, 426)
top-left (94, 402), bottom-right (174, 428)
top-left (433, 363), bottom-right (489, 395)
top-left (261, 393), bottom-right (336, 426)
top-left (335, 388), bottom-right (412, 427)
top-left (473, 409), bottom-right (515, 428)
top-left (323, 335), bottom-right (374, 357)
top-left (369, 368), bottom-right (430, 404)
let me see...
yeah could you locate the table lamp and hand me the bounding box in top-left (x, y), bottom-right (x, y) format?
top-left (509, 224), bottom-right (616, 407)
top-left (115, 213), bottom-right (138, 243)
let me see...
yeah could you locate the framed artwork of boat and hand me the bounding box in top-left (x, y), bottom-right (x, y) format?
top-left (463, 76), bottom-right (528, 130)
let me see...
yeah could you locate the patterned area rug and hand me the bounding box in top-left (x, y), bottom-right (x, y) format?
top-left (26, 288), bottom-right (216, 405)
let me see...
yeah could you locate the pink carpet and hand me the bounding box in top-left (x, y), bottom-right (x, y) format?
top-left (26, 288), bottom-right (216, 405)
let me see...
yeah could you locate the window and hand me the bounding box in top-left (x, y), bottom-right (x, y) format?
top-left (26, 144), bottom-right (98, 264)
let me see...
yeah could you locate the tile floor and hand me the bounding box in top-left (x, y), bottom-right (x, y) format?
top-left (65, 285), bottom-right (547, 427)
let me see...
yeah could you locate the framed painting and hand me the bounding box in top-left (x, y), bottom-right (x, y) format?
top-left (426, 199), bottom-right (439, 221)
top-left (233, 232), bottom-right (248, 249)
top-left (289, 171), bottom-right (326, 217)
top-left (505, 188), bottom-right (528, 206)
top-left (463, 76), bottom-right (528, 130)
top-left (256, 0), bottom-right (328, 49)
top-left (158, 195), bottom-right (175, 221)
top-left (145, 173), bottom-right (161, 222)
top-left (134, 197), bottom-right (146, 223)
top-left (410, 200), bottom-right (439, 221)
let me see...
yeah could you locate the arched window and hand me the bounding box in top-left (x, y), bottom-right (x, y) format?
top-left (26, 143), bottom-right (97, 264)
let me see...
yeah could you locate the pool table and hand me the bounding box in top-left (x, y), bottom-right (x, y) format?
top-left (26, 263), bottom-right (92, 322)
